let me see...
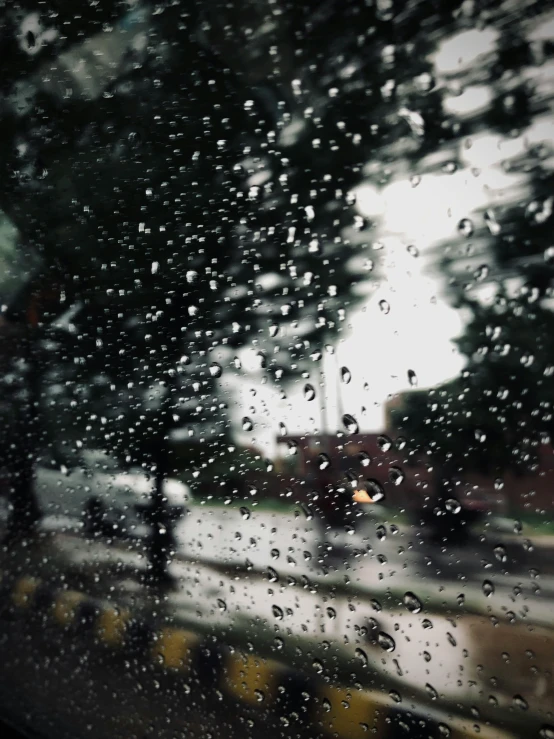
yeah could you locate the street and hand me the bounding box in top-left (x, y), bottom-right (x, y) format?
top-left (1, 503), bottom-right (553, 738)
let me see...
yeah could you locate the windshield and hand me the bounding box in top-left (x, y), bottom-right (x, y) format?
top-left (0, 2), bottom-right (553, 739)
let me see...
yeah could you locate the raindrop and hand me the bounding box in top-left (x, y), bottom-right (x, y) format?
top-left (389, 690), bottom-right (401, 703)
top-left (379, 299), bottom-right (390, 315)
top-left (513, 694), bottom-right (528, 710)
top-left (389, 466), bottom-right (404, 486)
top-left (322, 698), bottom-right (332, 712)
top-left (376, 524), bottom-right (386, 541)
top-left (242, 417), bottom-right (254, 431)
top-left (254, 689), bottom-right (265, 703)
top-left (209, 362), bottom-right (222, 378)
top-left (271, 548), bottom-right (280, 559)
top-left (326, 607), bottom-right (336, 620)
top-left (304, 384), bottom-right (316, 401)
top-left (425, 683), bottom-right (439, 700)
top-left (407, 369), bottom-right (418, 387)
top-left (341, 366), bottom-right (352, 384)
top-left (342, 414), bottom-right (359, 434)
top-left (493, 545), bottom-right (507, 563)
top-left (482, 580), bottom-right (495, 597)
top-left (407, 244), bottom-right (419, 257)
top-left (279, 422), bottom-right (287, 436)
top-left (377, 435), bottom-right (392, 452)
top-left (267, 567), bottom-right (279, 583)
top-left (539, 726), bottom-right (554, 739)
top-left (318, 453), bottom-right (331, 470)
top-left (217, 599), bottom-right (227, 613)
top-left (312, 659), bottom-right (324, 674)
top-left (445, 498), bottom-right (461, 514)
top-left (484, 209), bottom-right (501, 235)
top-left (240, 507), bottom-right (250, 520)
top-left (422, 618), bottom-right (433, 629)
top-left (358, 452), bottom-right (371, 467)
top-left (396, 436), bottom-right (407, 450)
top-left (366, 479), bottom-right (385, 503)
top-left (423, 651), bottom-right (431, 662)
top-left (458, 218), bottom-right (474, 237)
top-left (377, 631), bottom-right (396, 652)
top-left (474, 264), bottom-right (489, 281)
top-left (438, 723), bottom-right (452, 738)
top-left (272, 605), bottom-right (284, 620)
top-left (446, 632), bottom-right (457, 647)
top-left (355, 647), bottom-right (369, 666)
top-left (403, 591), bottom-right (422, 614)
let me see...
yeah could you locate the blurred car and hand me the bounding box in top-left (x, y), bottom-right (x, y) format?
top-left (35, 449), bottom-right (191, 539)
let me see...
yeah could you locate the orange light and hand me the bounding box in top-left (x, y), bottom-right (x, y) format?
top-left (353, 489), bottom-right (374, 504)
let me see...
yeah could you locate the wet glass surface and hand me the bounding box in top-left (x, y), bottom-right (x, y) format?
top-left (0, 1), bottom-right (554, 738)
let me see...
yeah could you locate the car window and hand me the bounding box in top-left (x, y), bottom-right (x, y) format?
top-left (0, 2), bottom-right (554, 739)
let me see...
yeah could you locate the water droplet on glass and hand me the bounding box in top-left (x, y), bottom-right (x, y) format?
top-left (343, 414), bottom-right (359, 434)
top-left (326, 607), bottom-right (336, 620)
top-left (389, 466), bottom-right (404, 486)
top-left (403, 591), bottom-right (422, 614)
top-left (376, 524), bottom-right (386, 541)
top-left (341, 366), bottom-right (352, 384)
top-left (318, 453), bottom-right (331, 470)
top-left (366, 479), bottom-right (385, 502)
top-left (271, 548), bottom-right (280, 560)
top-left (355, 647), bottom-right (369, 666)
top-left (322, 697), bottom-right (332, 712)
top-left (513, 694), bottom-right (528, 710)
top-left (217, 599), bottom-right (227, 613)
top-left (254, 689), bottom-right (265, 703)
top-left (389, 690), bottom-right (401, 703)
top-left (209, 362), bottom-right (222, 378)
top-left (379, 299), bottom-right (390, 315)
top-left (242, 417), bottom-right (253, 431)
top-left (458, 218), bottom-right (474, 237)
top-left (240, 507), bottom-right (250, 520)
top-left (377, 434), bottom-right (392, 451)
top-left (358, 452), bottom-right (371, 467)
top-left (426, 683), bottom-right (439, 700)
top-left (267, 567), bottom-right (279, 583)
top-left (407, 369), bottom-right (418, 387)
top-left (422, 618), bottom-right (433, 629)
top-left (446, 632), bottom-right (457, 647)
top-left (539, 726), bottom-right (554, 739)
top-left (272, 605), bottom-right (284, 620)
top-left (312, 659), bottom-right (324, 674)
top-left (396, 436), bottom-right (407, 450)
top-left (494, 545), bottom-right (507, 563)
top-left (445, 498), bottom-right (461, 514)
top-left (482, 580), bottom-right (495, 597)
top-left (407, 244), bottom-right (419, 257)
top-left (304, 384), bottom-right (316, 401)
top-left (377, 631), bottom-right (396, 652)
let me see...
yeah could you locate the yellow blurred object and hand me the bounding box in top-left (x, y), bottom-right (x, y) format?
top-left (353, 489), bottom-right (374, 503)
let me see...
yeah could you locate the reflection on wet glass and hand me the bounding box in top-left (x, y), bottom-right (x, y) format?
top-left (0, 1), bottom-right (553, 738)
